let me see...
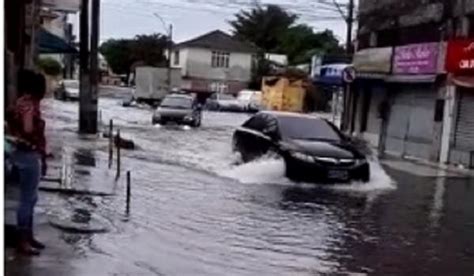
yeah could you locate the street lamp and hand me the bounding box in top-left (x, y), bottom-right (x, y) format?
top-left (153, 13), bottom-right (173, 89)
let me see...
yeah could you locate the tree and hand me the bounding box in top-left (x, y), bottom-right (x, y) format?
top-left (230, 5), bottom-right (344, 66)
top-left (229, 4), bottom-right (296, 52)
top-left (37, 57), bottom-right (62, 76)
top-left (279, 28), bottom-right (345, 64)
top-left (131, 34), bottom-right (168, 67)
top-left (100, 39), bottom-right (134, 77)
top-left (99, 33), bottom-right (168, 79)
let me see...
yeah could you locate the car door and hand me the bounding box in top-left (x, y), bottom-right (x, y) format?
top-left (234, 114), bottom-right (275, 161)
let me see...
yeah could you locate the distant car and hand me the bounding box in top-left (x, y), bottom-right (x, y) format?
top-left (232, 111), bottom-right (370, 183)
top-left (152, 93), bottom-right (202, 127)
top-left (54, 79), bottom-right (79, 101)
top-left (206, 93), bottom-right (246, 112)
top-left (237, 90), bottom-right (263, 112)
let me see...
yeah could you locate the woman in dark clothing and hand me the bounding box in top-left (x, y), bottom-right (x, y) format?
top-left (7, 70), bottom-right (47, 255)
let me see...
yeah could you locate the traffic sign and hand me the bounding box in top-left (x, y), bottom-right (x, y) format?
top-left (342, 67), bottom-right (356, 83)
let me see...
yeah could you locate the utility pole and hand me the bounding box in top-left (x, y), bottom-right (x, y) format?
top-left (341, 0), bottom-right (355, 131)
top-left (79, 0), bottom-right (91, 133)
top-left (167, 24), bottom-right (173, 90)
top-left (153, 13), bottom-right (173, 90)
top-left (89, 0), bottom-right (100, 133)
top-left (345, 0), bottom-right (354, 54)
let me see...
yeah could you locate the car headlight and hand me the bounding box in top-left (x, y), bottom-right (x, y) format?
top-left (290, 151), bottom-right (314, 163)
top-left (184, 115), bottom-right (193, 121)
top-left (354, 158), bottom-right (368, 166)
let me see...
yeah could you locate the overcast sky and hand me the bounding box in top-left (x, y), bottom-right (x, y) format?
top-left (73, 0), bottom-right (355, 45)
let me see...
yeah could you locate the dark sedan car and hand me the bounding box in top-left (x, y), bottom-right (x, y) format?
top-left (232, 111), bottom-right (370, 183)
top-left (152, 94), bottom-right (202, 127)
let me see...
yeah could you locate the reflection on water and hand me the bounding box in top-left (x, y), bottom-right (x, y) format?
top-left (33, 97), bottom-right (474, 276)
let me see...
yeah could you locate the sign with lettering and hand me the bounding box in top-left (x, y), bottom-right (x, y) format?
top-left (353, 47), bottom-right (392, 73)
top-left (394, 43), bottom-right (439, 74)
top-left (446, 40), bottom-right (474, 74)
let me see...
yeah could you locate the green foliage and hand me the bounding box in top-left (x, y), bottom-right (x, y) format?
top-left (100, 39), bottom-right (133, 75)
top-left (230, 5), bottom-right (344, 65)
top-left (230, 5), bottom-right (296, 52)
top-left (37, 57), bottom-right (62, 76)
top-left (99, 33), bottom-right (168, 76)
top-left (131, 34), bottom-right (168, 67)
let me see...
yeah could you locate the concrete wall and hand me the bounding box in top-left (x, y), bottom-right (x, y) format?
top-left (180, 48), bottom-right (252, 82)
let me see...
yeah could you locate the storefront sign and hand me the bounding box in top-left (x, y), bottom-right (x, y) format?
top-left (394, 43), bottom-right (439, 74)
top-left (446, 40), bottom-right (474, 74)
top-left (316, 64), bottom-right (350, 86)
top-left (353, 47), bottom-right (392, 73)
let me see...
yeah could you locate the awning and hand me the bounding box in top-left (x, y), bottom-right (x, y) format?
top-left (385, 74), bottom-right (437, 83)
top-left (355, 72), bottom-right (387, 80)
top-left (39, 28), bottom-right (78, 54)
top-left (452, 76), bottom-right (474, 88)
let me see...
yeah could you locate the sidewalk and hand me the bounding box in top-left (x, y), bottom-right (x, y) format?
top-left (4, 131), bottom-right (125, 276)
top-left (380, 153), bottom-right (474, 178)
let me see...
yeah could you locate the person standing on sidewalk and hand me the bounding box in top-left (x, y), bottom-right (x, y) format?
top-left (6, 70), bottom-right (48, 255)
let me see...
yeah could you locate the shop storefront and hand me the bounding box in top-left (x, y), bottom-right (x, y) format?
top-left (313, 63), bottom-right (352, 126)
top-left (384, 42), bottom-right (442, 160)
top-left (444, 40), bottom-right (474, 168)
top-left (352, 47), bottom-right (392, 147)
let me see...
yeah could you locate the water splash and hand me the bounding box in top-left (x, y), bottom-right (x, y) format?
top-left (220, 156), bottom-right (396, 192)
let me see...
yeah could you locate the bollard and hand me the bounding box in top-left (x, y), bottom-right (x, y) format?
top-left (108, 119), bottom-right (113, 168)
top-left (116, 129), bottom-right (121, 179)
top-left (126, 171), bottom-right (131, 215)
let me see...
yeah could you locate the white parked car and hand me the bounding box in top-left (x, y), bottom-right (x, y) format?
top-left (55, 79), bottom-right (79, 101)
top-left (237, 90), bottom-right (263, 112)
top-left (206, 93), bottom-right (246, 112)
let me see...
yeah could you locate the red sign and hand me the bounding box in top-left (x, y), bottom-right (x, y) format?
top-left (446, 40), bottom-right (474, 74)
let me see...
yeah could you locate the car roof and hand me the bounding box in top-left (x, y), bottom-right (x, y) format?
top-left (166, 93), bottom-right (194, 99)
top-left (258, 111), bottom-right (323, 120)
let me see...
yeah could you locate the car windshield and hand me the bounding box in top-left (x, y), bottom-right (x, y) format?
top-left (218, 94), bottom-right (235, 100)
top-left (160, 96), bottom-right (192, 109)
top-left (63, 80), bottom-right (79, 88)
top-left (278, 116), bottom-right (341, 141)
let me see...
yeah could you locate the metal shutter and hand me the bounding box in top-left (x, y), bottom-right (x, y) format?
top-left (454, 91), bottom-right (474, 150)
top-left (385, 86), bottom-right (435, 159)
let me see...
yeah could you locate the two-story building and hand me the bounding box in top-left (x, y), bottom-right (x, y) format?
top-left (350, 0), bottom-right (474, 168)
top-left (171, 30), bottom-right (257, 95)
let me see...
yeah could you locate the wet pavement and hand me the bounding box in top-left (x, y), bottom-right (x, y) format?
top-left (5, 87), bottom-right (474, 276)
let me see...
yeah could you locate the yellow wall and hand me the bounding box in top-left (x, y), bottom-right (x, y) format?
top-left (261, 77), bottom-right (306, 112)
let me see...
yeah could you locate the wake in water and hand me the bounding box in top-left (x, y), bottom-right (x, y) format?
top-left (219, 154), bottom-right (396, 192)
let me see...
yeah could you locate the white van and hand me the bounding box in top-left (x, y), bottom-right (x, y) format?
top-left (237, 90), bottom-right (262, 112)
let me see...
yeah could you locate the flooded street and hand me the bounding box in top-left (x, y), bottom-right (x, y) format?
top-left (16, 89), bottom-right (474, 276)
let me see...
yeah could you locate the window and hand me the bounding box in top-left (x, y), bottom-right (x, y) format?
top-left (243, 114), bottom-right (280, 140)
top-left (211, 51), bottom-right (230, 68)
top-left (278, 116), bottom-right (341, 141)
top-left (210, 82), bottom-right (228, 93)
top-left (173, 50), bottom-right (180, 65)
top-left (160, 96), bottom-right (193, 109)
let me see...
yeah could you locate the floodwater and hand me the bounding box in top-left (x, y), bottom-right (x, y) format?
top-left (29, 91), bottom-right (474, 275)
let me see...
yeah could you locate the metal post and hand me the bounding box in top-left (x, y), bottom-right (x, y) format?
top-left (108, 119), bottom-right (113, 168)
top-left (116, 129), bottom-right (121, 179)
top-left (167, 24), bottom-right (173, 90)
top-left (89, 0), bottom-right (100, 133)
top-left (340, 0), bottom-right (354, 132)
top-left (345, 0), bottom-right (354, 54)
top-left (79, 0), bottom-right (90, 133)
top-left (126, 171), bottom-right (131, 215)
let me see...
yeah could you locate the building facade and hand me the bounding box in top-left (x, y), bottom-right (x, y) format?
top-left (172, 30), bottom-right (256, 95)
top-left (352, 0), bottom-right (474, 168)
